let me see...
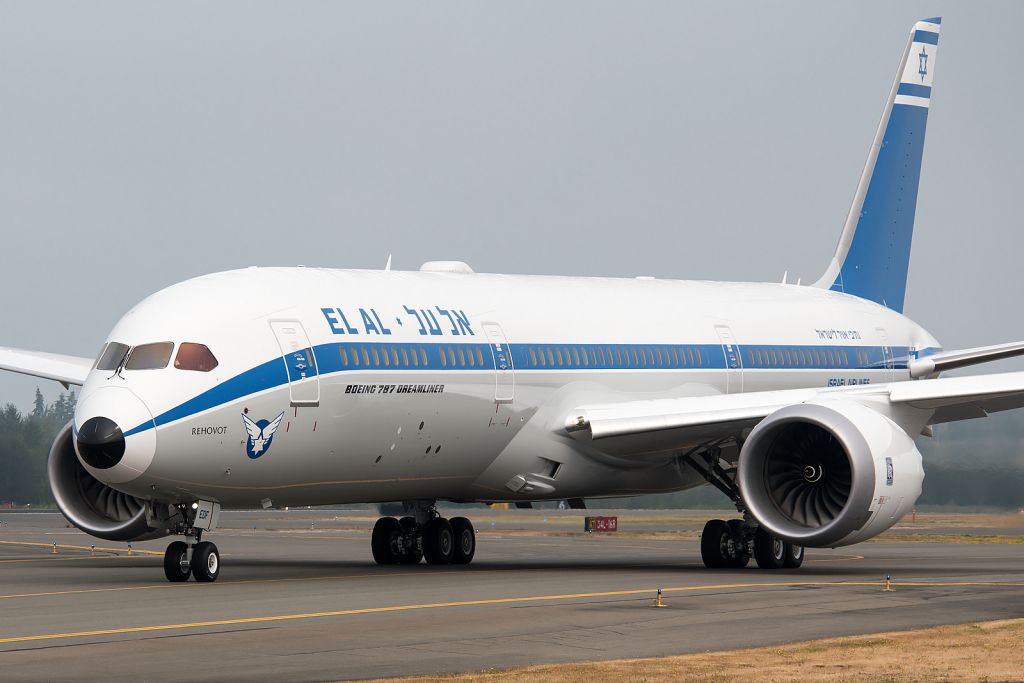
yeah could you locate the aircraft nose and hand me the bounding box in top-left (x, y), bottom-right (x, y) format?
top-left (75, 416), bottom-right (126, 469)
top-left (74, 387), bottom-right (156, 484)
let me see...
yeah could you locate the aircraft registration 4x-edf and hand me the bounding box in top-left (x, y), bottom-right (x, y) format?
top-left (3, 18), bottom-right (1022, 582)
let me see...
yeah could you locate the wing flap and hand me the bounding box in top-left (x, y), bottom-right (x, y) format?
top-left (0, 346), bottom-right (94, 387)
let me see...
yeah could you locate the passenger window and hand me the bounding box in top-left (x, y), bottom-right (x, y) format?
top-left (695, 348), bottom-right (702, 365)
top-left (546, 348), bottom-right (554, 366)
top-left (125, 342), bottom-right (174, 370)
top-left (400, 348), bottom-right (409, 366)
top-left (410, 348), bottom-right (418, 367)
top-left (647, 348), bottom-right (655, 365)
top-left (174, 342), bottom-right (219, 372)
top-left (381, 347), bottom-right (390, 366)
top-left (391, 348), bottom-right (399, 366)
top-left (438, 347), bottom-right (447, 367)
top-left (96, 342), bottom-right (130, 371)
top-left (340, 348), bottom-right (349, 367)
top-left (420, 348), bottom-right (428, 366)
top-left (555, 348), bottom-right (564, 366)
top-left (448, 348), bottom-right (456, 366)
top-left (466, 347), bottom-right (475, 367)
top-left (457, 347), bottom-right (466, 366)
top-left (589, 348), bottom-right (597, 366)
top-left (530, 348), bottom-right (538, 366)
top-left (372, 348), bottom-right (381, 366)
top-left (476, 348), bottom-right (484, 366)
top-left (572, 347), bottom-right (580, 366)
top-left (352, 348), bottom-right (361, 367)
top-left (581, 347), bottom-right (589, 366)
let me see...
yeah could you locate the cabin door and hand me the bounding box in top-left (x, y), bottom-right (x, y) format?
top-left (715, 325), bottom-right (744, 393)
top-left (482, 321), bottom-right (515, 404)
top-left (269, 320), bottom-right (320, 406)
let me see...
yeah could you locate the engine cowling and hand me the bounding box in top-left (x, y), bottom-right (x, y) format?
top-left (737, 400), bottom-right (923, 548)
top-left (48, 422), bottom-right (168, 542)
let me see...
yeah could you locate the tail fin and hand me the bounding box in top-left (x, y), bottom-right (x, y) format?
top-left (812, 18), bottom-right (940, 313)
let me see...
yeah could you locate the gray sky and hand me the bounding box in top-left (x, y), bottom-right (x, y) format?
top-left (2, 2), bottom-right (1023, 408)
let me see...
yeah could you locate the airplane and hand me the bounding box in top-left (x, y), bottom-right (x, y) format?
top-left (2, 17), bottom-right (1023, 583)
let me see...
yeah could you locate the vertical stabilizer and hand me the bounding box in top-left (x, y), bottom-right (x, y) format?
top-left (812, 18), bottom-right (940, 313)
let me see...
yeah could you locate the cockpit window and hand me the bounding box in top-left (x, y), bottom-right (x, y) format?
top-left (95, 342), bottom-right (130, 371)
top-left (174, 343), bottom-right (219, 372)
top-left (124, 342), bottom-right (174, 370)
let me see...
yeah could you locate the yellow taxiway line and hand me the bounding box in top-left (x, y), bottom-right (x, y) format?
top-left (1, 579), bottom-right (1022, 645)
top-left (0, 540), bottom-right (163, 556)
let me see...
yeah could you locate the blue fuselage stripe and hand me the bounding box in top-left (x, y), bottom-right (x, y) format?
top-left (123, 341), bottom-right (919, 436)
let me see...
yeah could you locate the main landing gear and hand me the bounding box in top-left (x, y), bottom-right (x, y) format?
top-left (700, 518), bottom-right (803, 569)
top-left (683, 447), bottom-right (804, 570)
top-left (371, 503), bottom-right (475, 566)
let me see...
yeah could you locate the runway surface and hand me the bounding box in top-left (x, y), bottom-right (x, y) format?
top-left (0, 508), bottom-right (1022, 682)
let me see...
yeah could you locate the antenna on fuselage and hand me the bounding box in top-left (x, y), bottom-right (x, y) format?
top-left (384, 254), bottom-right (392, 271)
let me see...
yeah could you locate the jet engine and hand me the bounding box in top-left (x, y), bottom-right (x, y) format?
top-left (48, 422), bottom-right (168, 542)
top-left (737, 400), bottom-right (923, 548)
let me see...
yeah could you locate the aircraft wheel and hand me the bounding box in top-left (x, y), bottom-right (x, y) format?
top-left (700, 519), bottom-right (731, 568)
top-left (450, 517), bottom-right (475, 565)
top-left (371, 517), bottom-right (402, 565)
top-left (423, 518), bottom-right (454, 565)
top-left (753, 527), bottom-right (786, 569)
top-left (398, 516), bottom-right (423, 564)
top-left (163, 541), bottom-right (191, 582)
top-left (191, 541), bottom-right (220, 582)
top-left (783, 543), bottom-right (805, 569)
top-left (726, 519), bottom-right (750, 568)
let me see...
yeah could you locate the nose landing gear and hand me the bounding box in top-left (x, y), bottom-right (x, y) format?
top-left (159, 501), bottom-right (222, 582)
top-left (371, 502), bottom-right (475, 566)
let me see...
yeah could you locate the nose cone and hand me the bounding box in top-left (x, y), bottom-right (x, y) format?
top-left (76, 417), bottom-right (126, 469)
top-left (74, 387), bottom-right (156, 485)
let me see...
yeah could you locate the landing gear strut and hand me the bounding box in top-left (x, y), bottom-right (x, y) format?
top-left (372, 502), bottom-right (475, 566)
top-left (684, 447), bottom-right (804, 570)
top-left (160, 503), bottom-right (221, 582)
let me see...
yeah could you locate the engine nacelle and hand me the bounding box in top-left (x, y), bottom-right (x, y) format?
top-left (48, 422), bottom-right (169, 542)
top-left (738, 400), bottom-right (923, 548)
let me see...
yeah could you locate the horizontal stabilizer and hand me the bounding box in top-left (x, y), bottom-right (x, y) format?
top-left (0, 346), bottom-right (93, 388)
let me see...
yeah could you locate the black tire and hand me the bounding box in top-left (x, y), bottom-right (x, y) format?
top-left (191, 541), bottom-right (220, 582)
top-left (163, 541), bottom-right (191, 582)
top-left (422, 518), bottom-right (455, 565)
top-left (450, 517), bottom-right (475, 565)
top-left (398, 516), bottom-right (423, 565)
top-left (783, 543), bottom-right (805, 569)
top-left (726, 519), bottom-right (750, 568)
top-left (371, 517), bottom-right (402, 565)
top-left (753, 527), bottom-right (786, 569)
top-left (700, 519), bottom-right (730, 568)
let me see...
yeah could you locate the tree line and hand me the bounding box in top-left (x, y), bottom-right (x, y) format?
top-left (0, 388), bottom-right (75, 505)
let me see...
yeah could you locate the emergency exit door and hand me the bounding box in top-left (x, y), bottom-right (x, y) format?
top-left (482, 321), bottom-right (515, 404)
top-left (269, 320), bottom-right (320, 406)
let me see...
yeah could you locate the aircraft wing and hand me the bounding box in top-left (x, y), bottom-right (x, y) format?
top-left (0, 346), bottom-right (93, 388)
top-left (908, 340), bottom-right (1024, 378)
top-left (564, 371), bottom-right (1024, 457)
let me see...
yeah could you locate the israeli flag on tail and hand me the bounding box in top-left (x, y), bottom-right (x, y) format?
top-left (813, 18), bottom-right (941, 313)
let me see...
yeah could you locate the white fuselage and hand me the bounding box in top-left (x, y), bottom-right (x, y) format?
top-left (73, 267), bottom-right (939, 508)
